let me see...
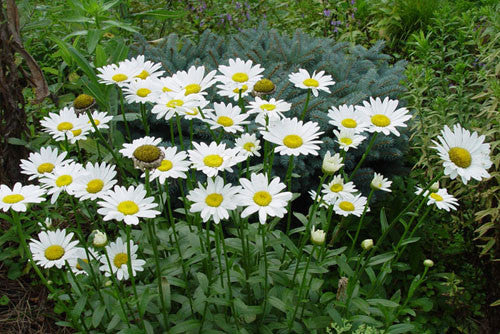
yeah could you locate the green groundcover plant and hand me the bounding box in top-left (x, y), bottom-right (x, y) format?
top-left (0, 54), bottom-right (493, 334)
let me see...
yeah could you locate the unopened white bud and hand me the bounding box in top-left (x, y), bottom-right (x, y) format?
top-left (92, 230), bottom-right (107, 247)
top-left (430, 182), bottom-right (439, 192)
top-left (310, 226), bottom-right (326, 246)
top-left (423, 259), bottom-right (434, 267)
top-left (322, 151), bottom-right (344, 174)
top-left (361, 239), bottom-right (374, 250)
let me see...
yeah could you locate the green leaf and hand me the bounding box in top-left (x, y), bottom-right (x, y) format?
top-left (170, 320), bottom-right (200, 334)
top-left (350, 315), bottom-right (382, 326)
top-left (320, 292), bottom-right (336, 304)
top-left (71, 295), bottom-right (87, 319)
top-left (367, 298), bottom-right (399, 308)
top-left (92, 304), bottom-right (105, 328)
top-left (107, 314), bottom-right (121, 331)
top-left (87, 29), bottom-right (102, 53)
top-left (412, 297), bottom-right (433, 311)
top-left (369, 252), bottom-right (395, 266)
top-left (196, 272), bottom-right (209, 293)
top-left (336, 255), bottom-right (354, 276)
top-left (268, 296), bottom-right (286, 313)
top-left (386, 323), bottom-right (415, 334)
top-left (102, 20), bottom-right (139, 33)
top-left (7, 137), bottom-right (27, 146)
top-left (380, 207), bottom-right (388, 232)
top-left (109, 39), bottom-right (129, 63)
top-left (490, 299), bottom-right (500, 307)
top-left (351, 297), bottom-right (370, 314)
top-left (95, 45), bottom-right (107, 68)
top-left (131, 9), bottom-right (186, 20)
top-left (400, 237), bottom-right (421, 246)
top-left (277, 231), bottom-right (298, 257)
top-left (0, 295), bottom-right (10, 306)
top-left (102, 0), bottom-right (121, 10)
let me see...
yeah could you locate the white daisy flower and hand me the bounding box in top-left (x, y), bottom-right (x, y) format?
top-left (0, 183), bottom-right (45, 212)
top-left (172, 65), bottom-right (217, 96)
top-left (187, 176), bottom-right (241, 224)
top-left (206, 102), bottom-right (250, 133)
top-left (261, 117), bottom-right (323, 156)
top-left (215, 58), bottom-right (264, 91)
top-left (141, 146), bottom-right (190, 183)
top-left (333, 194), bottom-right (369, 217)
top-left (72, 162), bottom-right (117, 201)
top-left (309, 190), bottom-right (329, 209)
top-left (84, 110), bottom-right (113, 132)
top-left (334, 129), bottom-right (366, 151)
top-left (237, 173), bottom-right (292, 224)
top-left (235, 133), bottom-right (262, 157)
top-left (151, 91), bottom-right (206, 121)
top-left (322, 175), bottom-right (357, 204)
top-left (39, 162), bottom-right (83, 204)
top-left (216, 81), bottom-right (253, 101)
top-left (40, 107), bottom-right (91, 143)
top-left (288, 69), bottom-right (335, 97)
top-left (247, 97), bottom-right (292, 125)
top-left (188, 141), bottom-right (246, 177)
top-left (99, 237), bottom-right (145, 281)
top-left (327, 104), bottom-right (370, 133)
top-left (371, 173), bottom-right (392, 192)
top-left (322, 151), bottom-right (344, 174)
top-left (415, 186), bottom-right (459, 211)
top-left (96, 62), bottom-right (142, 87)
top-left (432, 124), bottom-right (492, 184)
top-left (69, 247), bottom-right (99, 275)
top-left (355, 97), bottom-right (412, 137)
top-left (176, 100), bottom-right (213, 121)
top-left (20, 146), bottom-right (73, 180)
top-left (122, 77), bottom-right (162, 104)
top-left (119, 136), bottom-right (165, 170)
top-left (97, 184), bottom-right (160, 225)
top-left (29, 229), bottom-right (79, 269)
top-left (155, 76), bottom-right (183, 95)
top-left (122, 55), bottom-right (164, 80)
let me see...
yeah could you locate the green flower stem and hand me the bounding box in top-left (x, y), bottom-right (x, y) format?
top-left (218, 224), bottom-right (239, 328)
top-left (267, 144), bottom-right (276, 177)
top-left (197, 107), bottom-right (217, 142)
top-left (140, 103), bottom-right (150, 136)
top-left (289, 245), bottom-right (316, 330)
top-left (75, 140), bottom-right (84, 163)
top-left (119, 90), bottom-right (132, 141)
top-left (214, 222), bottom-right (225, 288)
top-left (284, 155), bottom-right (295, 235)
top-left (63, 133), bottom-right (71, 155)
top-left (347, 132), bottom-right (378, 182)
top-left (169, 119), bottom-right (176, 145)
top-left (238, 89), bottom-right (245, 113)
top-left (260, 224), bottom-right (270, 321)
top-left (176, 179), bottom-right (194, 233)
top-left (60, 270), bottom-right (90, 333)
top-left (319, 203), bottom-right (335, 261)
top-left (176, 115), bottom-right (185, 150)
top-left (299, 88), bottom-right (311, 120)
top-left (125, 224), bottom-right (146, 330)
top-left (347, 188), bottom-right (375, 258)
top-left (205, 219), bottom-right (213, 284)
top-left (395, 206), bottom-right (432, 263)
top-left (189, 120), bottom-right (194, 149)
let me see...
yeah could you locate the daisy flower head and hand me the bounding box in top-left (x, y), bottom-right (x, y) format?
top-left (99, 237), bottom-right (145, 280)
top-left (206, 102), bottom-right (250, 133)
top-left (327, 104), bottom-right (370, 133)
top-left (41, 107), bottom-right (91, 143)
top-left (122, 77), bottom-right (162, 104)
top-left (235, 133), bottom-right (261, 158)
top-left (152, 90), bottom-right (206, 121)
top-left (415, 186), bottom-right (458, 212)
top-left (84, 110), bottom-right (113, 132)
top-left (39, 162), bottom-right (83, 204)
top-left (70, 247), bottom-right (99, 275)
top-left (247, 97), bottom-right (292, 125)
top-left (311, 225), bottom-right (326, 245)
top-left (29, 229), bottom-right (79, 269)
top-left (333, 194), bottom-right (369, 217)
top-left (334, 129), bottom-right (366, 151)
top-left (119, 136), bottom-right (165, 170)
top-left (142, 146), bottom-right (190, 183)
top-left (20, 146), bottom-right (73, 180)
top-left (216, 58), bottom-right (264, 91)
top-left (96, 62), bottom-right (142, 87)
top-left (97, 184), bottom-right (160, 225)
top-left (371, 172), bottom-right (392, 192)
top-left (261, 117), bottom-right (323, 156)
top-left (187, 176), bottom-right (241, 224)
top-left (355, 97), bottom-right (412, 137)
top-left (432, 124), bottom-right (492, 184)
top-left (0, 183), bottom-right (45, 212)
top-left (288, 69), bottom-right (335, 97)
top-left (322, 175), bottom-right (357, 204)
top-left (72, 162), bottom-right (117, 201)
top-left (237, 173), bottom-right (293, 225)
top-left (122, 55), bottom-right (164, 80)
top-left (188, 141), bottom-right (246, 177)
top-left (216, 81), bottom-right (253, 101)
top-left (176, 100), bottom-right (212, 121)
top-left (322, 151), bottom-right (344, 175)
top-left (172, 65), bottom-right (217, 96)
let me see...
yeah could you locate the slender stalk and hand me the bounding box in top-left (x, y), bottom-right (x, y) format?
top-left (119, 90), bottom-right (132, 141)
top-left (299, 89), bottom-right (311, 120)
top-left (260, 224), bottom-right (269, 321)
top-left (218, 224), bottom-right (239, 329)
top-left (140, 103), bottom-right (150, 136)
top-left (347, 188), bottom-right (375, 258)
top-left (289, 245), bottom-right (316, 329)
top-left (75, 140), bottom-right (83, 163)
top-left (176, 115), bottom-right (185, 150)
top-left (347, 132), bottom-right (378, 182)
top-left (125, 225), bottom-right (146, 330)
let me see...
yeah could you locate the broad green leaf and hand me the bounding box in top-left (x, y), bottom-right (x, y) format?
top-left (268, 296), bottom-right (286, 313)
top-left (87, 29), bottom-right (102, 53)
top-left (400, 237), bottom-right (421, 246)
top-left (369, 252), bottom-right (395, 266)
top-left (386, 323), bottom-right (416, 334)
top-left (170, 320), bottom-right (200, 334)
top-left (367, 298), bottom-right (399, 308)
top-left (490, 299), bottom-right (500, 307)
top-left (71, 295), bottom-right (87, 319)
top-left (131, 9), bottom-right (186, 20)
top-left (92, 304), bottom-right (105, 328)
top-left (380, 207), bottom-right (388, 232)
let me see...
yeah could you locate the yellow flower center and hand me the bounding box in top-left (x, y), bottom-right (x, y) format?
top-left (37, 162), bottom-right (54, 174)
top-left (186, 108), bottom-right (199, 116)
top-left (113, 253), bottom-right (128, 268)
top-left (88, 119), bottom-right (101, 126)
top-left (371, 114), bottom-right (391, 127)
top-left (166, 99), bottom-right (184, 108)
top-left (86, 179), bottom-right (104, 193)
top-left (117, 201), bottom-right (139, 215)
top-left (260, 104), bottom-right (276, 111)
top-left (57, 122), bottom-right (73, 131)
top-left (76, 258), bottom-right (89, 270)
top-left (203, 154), bottom-right (223, 167)
top-left (56, 175), bottom-right (73, 187)
top-left (340, 137), bottom-right (353, 145)
top-left (243, 142), bottom-right (255, 152)
top-left (232, 72), bottom-right (249, 83)
top-left (185, 83), bottom-right (201, 95)
top-left (283, 134), bottom-right (303, 148)
top-left (330, 184), bottom-right (343, 192)
top-left (162, 86), bottom-right (172, 92)
top-left (72, 129), bottom-right (82, 137)
top-left (136, 88), bottom-right (151, 97)
top-left (253, 191), bottom-right (272, 206)
top-left (217, 116), bottom-right (234, 127)
top-left (341, 118), bottom-right (357, 128)
top-left (112, 73), bottom-right (128, 82)
top-left (135, 70), bottom-right (149, 80)
top-left (44, 245), bottom-right (65, 260)
top-left (133, 145), bottom-right (161, 162)
top-left (339, 201), bottom-right (355, 211)
top-left (448, 147), bottom-right (472, 168)
top-left (430, 193), bottom-right (443, 201)
top-left (303, 78), bottom-right (319, 87)
top-left (2, 194), bottom-right (24, 204)
top-left (232, 85), bottom-right (248, 93)
top-left (205, 193), bottom-right (223, 207)
top-left (157, 160), bottom-right (173, 172)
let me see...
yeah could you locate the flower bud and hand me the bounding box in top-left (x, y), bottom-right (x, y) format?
top-left (430, 182), bottom-right (439, 192)
top-left (322, 151), bottom-right (344, 174)
top-left (104, 280), bottom-right (112, 287)
top-left (310, 226), bottom-right (326, 246)
top-left (423, 259), bottom-right (434, 267)
top-left (92, 230), bottom-right (107, 247)
top-left (361, 239), bottom-right (373, 250)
